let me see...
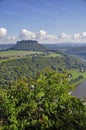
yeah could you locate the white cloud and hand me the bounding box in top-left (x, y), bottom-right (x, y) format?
top-left (20, 29), bottom-right (57, 43)
top-left (73, 33), bottom-right (81, 39)
top-left (58, 33), bottom-right (70, 39)
top-left (7, 35), bottom-right (16, 40)
top-left (73, 32), bottom-right (86, 42)
top-left (0, 28), bottom-right (7, 37)
top-left (47, 34), bottom-right (57, 40)
top-left (0, 27), bottom-right (86, 44)
top-left (81, 32), bottom-right (86, 37)
top-left (20, 29), bottom-right (36, 40)
top-left (0, 35), bottom-right (17, 44)
top-left (37, 30), bottom-right (48, 39)
top-left (36, 30), bottom-right (57, 43)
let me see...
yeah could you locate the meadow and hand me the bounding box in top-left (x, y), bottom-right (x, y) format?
top-left (0, 50), bottom-right (61, 62)
top-left (0, 50), bottom-right (44, 57)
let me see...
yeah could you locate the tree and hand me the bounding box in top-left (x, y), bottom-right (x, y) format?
top-left (0, 69), bottom-right (86, 130)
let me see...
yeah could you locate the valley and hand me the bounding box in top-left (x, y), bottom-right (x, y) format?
top-left (1, 41), bottom-right (86, 89)
top-left (0, 40), bottom-right (86, 129)
top-left (0, 0), bottom-right (86, 129)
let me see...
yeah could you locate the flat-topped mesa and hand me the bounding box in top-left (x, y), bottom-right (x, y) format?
top-left (17, 40), bottom-right (38, 44)
top-left (9, 40), bottom-right (47, 51)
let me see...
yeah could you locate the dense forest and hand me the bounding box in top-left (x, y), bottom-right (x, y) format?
top-left (0, 54), bottom-right (86, 87)
top-left (0, 69), bottom-right (86, 130)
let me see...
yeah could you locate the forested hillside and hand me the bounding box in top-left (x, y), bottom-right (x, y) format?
top-left (0, 53), bottom-right (86, 87)
top-left (0, 70), bottom-right (86, 130)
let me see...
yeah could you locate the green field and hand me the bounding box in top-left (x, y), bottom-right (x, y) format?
top-left (67, 69), bottom-right (86, 85)
top-left (0, 50), bottom-right (44, 57)
top-left (46, 52), bottom-right (61, 57)
top-left (67, 69), bottom-right (86, 79)
top-left (0, 50), bottom-right (62, 62)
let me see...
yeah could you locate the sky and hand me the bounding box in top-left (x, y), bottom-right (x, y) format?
top-left (0, 0), bottom-right (86, 44)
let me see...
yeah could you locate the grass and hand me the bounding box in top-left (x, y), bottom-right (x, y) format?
top-left (0, 50), bottom-right (62, 63)
top-left (67, 69), bottom-right (86, 79)
top-left (46, 52), bottom-right (61, 57)
top-left (0, 50), bottom-right (43, 62)
top-left (67, 69), bottom-right (86, 86)
top-left (0, 50), bottom-right (44, 57)
top-left (0, 50), bottom-right (61, 57)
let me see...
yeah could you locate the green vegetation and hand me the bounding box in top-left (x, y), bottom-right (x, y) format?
top-left (0, 50), bottom-right (44, 62)
top-left (0, 50), bottom-right (61, 63)
top-left (45, 52), bottom-right (61, 57)
top-left (0, 52), bottom-right (86, 87)
top-left (0, 70), bottom-right (86, 130)
top-left (0, 50), bottom-right (43, 57)
top-left (67, 69), bottom-right (86, 85)
top-left (0, 44), bottom-right (86, 129)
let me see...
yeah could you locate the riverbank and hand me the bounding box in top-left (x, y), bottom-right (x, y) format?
top-left (71, 80), bottom-right (86, 99)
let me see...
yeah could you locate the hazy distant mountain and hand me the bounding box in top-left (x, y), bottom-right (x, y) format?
top-left (44, 43), bottom-right (86, 50)
top-left (44, 43), bottom-right (86, 60)
top-left (0, 44), bottom-right (14, 50)
top-left (9, 40), bottom-right (47, 51)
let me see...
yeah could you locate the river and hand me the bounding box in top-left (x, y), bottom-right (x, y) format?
top-left (71, 80), bottom-right (86, 99)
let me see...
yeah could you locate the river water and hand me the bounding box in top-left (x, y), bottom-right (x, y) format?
top-left (71, 80), bottom-right (86, 99)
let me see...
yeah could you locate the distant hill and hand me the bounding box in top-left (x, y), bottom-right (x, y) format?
top-left (64, 46), bottom-right (86, 60)
top-left (9, 40), bottom-right (47, 51)
top-left (44, 43), bottom-right (86, 60)
top-left (0, 44), bottom-right (14, 51)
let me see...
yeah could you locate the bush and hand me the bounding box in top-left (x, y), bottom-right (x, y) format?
top-left (0, 70), bottom-right (86, 130)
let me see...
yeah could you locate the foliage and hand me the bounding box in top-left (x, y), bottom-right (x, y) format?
top-left (0, 70), bottom-right (86, 130)
top-left (0, 54), bottom-right (86, 87)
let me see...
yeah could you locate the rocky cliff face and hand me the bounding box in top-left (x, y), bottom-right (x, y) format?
top-left (9, 40), bottom-right (47, 51)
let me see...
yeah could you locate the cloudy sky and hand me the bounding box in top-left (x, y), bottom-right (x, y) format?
top-left (0, 0), bottom-right (86, 44)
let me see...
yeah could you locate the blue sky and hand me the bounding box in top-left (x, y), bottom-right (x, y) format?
top-left (0, 0), bottom-right (86, 43)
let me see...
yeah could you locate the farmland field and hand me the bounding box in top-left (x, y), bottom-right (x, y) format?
top-left (0, 50), bottom-right (44, 57)
top-left (0, 50), bottom-right (62, 62)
